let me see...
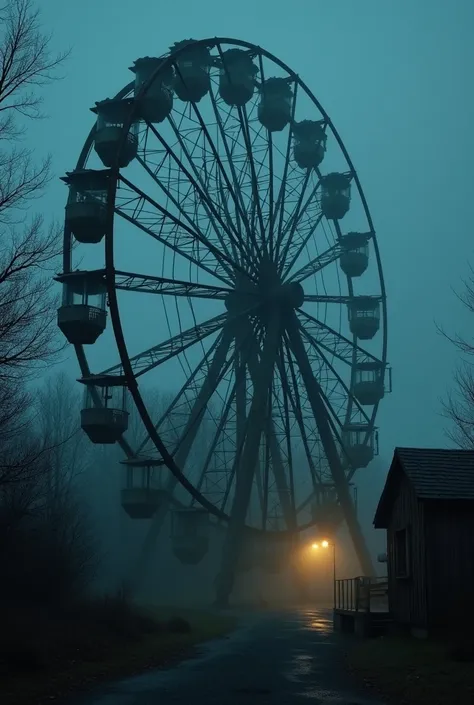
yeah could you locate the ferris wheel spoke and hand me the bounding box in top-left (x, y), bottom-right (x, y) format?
top-left (114, 271), bottom-right (231, 299)
top-left (117, 174), bottom-right (241, 282)
top-left (277, 175), bottom-right (322, 274)
top-left (296, 334), bottom-right (350, 432)
top-left (101, 312), bottom-right (229, 378)
top-left (161, 327), bottom-right (235, 477)
top-left (236, 102), bottom-right (267, 249)
top-left (113, 204), bottom-right (231, 286)
top-left (209, 324), bottom-right (264, 515)
top-left (287, 242), bottom-right (343, 284)
top-left (169, 340), bottom-right (238, 460)
top-left (207, 88), bottom-right (253, 255)
top-left (135, 153), bottom-right (238, 266)
top-left (286, 313), bottom-right (374, 575)
top-left (130, 325), bottom-right (236, 589)
top-left (275, 169), bottom-right (310, 263)
top-left (299, 328), bottom-right (372, 425)
top-left (268, 78), bottom-right (298, 262)
top-left (296, 309), bottom-right (383, 366)
top-left (147, 120), bottom-right (255, 270)
top-left (135, 335), bottom-right (223, 456)
top-left (186, 79), bottom-right (262, 261)
top-left (281, 213), bottom-right (324, 280)
top-left (200, 333), bottom-right (257, 515)
top-left (254, 51), bottom-right (274, 253)
top-left (194, 372), bottom-right (239, 504)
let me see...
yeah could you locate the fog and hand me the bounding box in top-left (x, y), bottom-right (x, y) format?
top-left (12, 0), bottom-right (474, 606)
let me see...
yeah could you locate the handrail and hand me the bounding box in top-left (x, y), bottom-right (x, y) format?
top-left (334, 576), bottom-right (388, 612)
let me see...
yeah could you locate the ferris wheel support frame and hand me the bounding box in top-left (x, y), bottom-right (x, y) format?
top-left (238, 318), bottom-right (297, 530)
top-left (215, 311), bottom-right (282, 606)
top-left (286, 313), bottom-right (374, 576)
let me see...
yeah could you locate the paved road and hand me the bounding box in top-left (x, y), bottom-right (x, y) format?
top-left (70, 607), bottom-right (384, 704)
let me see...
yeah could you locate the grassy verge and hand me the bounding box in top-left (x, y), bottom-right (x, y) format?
top-left (348, 635), bottom-right (474, 705)
top-left (1, 600), bottom-right (237, 705)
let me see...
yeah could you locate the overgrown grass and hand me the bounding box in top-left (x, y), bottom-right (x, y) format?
top-left (1, 598), bottom-right (237, 705)
top-left (348, 635), bottom-right (474, 705)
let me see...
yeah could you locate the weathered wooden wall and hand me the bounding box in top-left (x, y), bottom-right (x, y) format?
top-left (425, 501), bottom-right (474, 630)
top-left (386, 465), bottom-right (427, 628)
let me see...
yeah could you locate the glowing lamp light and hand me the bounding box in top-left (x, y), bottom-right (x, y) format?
top-left (311, 542), bottom-right (319, 550)
top-left (321, 540), bottom-right (329, 548)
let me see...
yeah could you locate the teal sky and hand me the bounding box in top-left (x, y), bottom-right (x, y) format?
top-left (31, 0), bottom-right (474, 525)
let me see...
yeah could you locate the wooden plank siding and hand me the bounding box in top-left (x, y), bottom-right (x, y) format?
top-left (424, 500), bottom-right (474, 630)
top-left (386, 468), bottom-right (427, 628)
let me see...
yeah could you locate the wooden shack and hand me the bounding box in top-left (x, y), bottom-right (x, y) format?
top-left (373, 447), bottom-right (474, 637)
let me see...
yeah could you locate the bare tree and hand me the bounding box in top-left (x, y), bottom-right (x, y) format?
top-left (36, 371), bottom-right (90, 505)
top-left (441, 266), bottom-right (474, 448)
top-left (0, 372), bottom-right (98, 606)
top-left (0, 0), bottom-right (69, 380)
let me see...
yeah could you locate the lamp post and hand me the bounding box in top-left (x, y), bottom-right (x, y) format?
top-left (311, 539), bottom-right (336, 607)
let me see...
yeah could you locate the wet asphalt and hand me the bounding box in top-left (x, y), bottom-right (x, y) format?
top-left (69, 607), bottom-right (385, 705)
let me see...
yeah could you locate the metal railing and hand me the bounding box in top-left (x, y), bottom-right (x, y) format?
top-left (335, 576), bottom-right (388, 613)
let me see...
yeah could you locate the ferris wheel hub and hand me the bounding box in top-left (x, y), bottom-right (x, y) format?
top-left (224, 279), bottom-right (304, 316)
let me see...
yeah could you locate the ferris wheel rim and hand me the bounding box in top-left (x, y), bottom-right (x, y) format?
top-left (62, 37), bottom-right (388, 534)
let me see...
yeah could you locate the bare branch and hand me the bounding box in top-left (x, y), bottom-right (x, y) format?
top-left (440, 265), bottom-right (474, 448)
top-left (0, 0), bottom-right (69, 120)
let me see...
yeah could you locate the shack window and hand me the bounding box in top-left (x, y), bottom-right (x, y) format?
top-left (394, 527), bottom-right (409, 578)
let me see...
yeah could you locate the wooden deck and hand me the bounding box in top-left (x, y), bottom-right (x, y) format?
top-left (333, 576), bottom-right (391, 637)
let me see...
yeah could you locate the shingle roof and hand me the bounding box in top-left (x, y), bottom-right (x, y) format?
top-left (373, 447), bottom-right (474, 528)
top-left (395, 447), bottom-right (474, 500)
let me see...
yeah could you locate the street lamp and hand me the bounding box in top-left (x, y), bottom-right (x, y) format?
top-left (320, 539), bottom-right (336, 608)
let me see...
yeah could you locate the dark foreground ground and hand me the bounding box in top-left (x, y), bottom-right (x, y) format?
top-left (64, 607), bottom-right (383, 705)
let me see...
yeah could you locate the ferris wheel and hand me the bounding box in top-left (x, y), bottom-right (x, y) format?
top-left (57, 37), bottom-right (389, 606)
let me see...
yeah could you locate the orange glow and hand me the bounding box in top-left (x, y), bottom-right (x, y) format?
top-left (311, 542), bottom-right (319, 550)
top-left (321, 540), bottom-right (329, 548)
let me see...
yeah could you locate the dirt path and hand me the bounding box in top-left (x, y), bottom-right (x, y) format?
top-left (65, 607), bottom-right (385, 704)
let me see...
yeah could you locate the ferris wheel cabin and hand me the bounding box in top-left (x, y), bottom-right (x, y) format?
top-left (353, 361), bottom-right (385, 406)
top-left (79, 374), bottom-right (129, 444)
top-left (258, 78), bottom-right (293, 132)
top-left (342, 423), bottom-right (377, 469)
top-left (121, 459), bottom-right (167, 519)
top-left (130, 57), bottom-right (173, 124)
top-left (171, 40), bottom-right (211, 103)
top-left (321, 172), bottom-right (352, 220)
top-left (339, 232), bottom-right (371, 278)
top-left (91, 98), bottom-right (138, 168)
top-left (293, 119), bottom-right (327, 169)
top-left (348, 296), bottom-right (381, 340)
top-left (219, 48), bottom-right (257, 107)
top-left (63, 169), bottom-right (110, 244)
top-left (56, 270), bottom-right (107, 345)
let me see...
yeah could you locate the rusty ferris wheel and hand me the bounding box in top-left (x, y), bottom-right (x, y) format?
top-left (56, 37), bottom-right (390, 606)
